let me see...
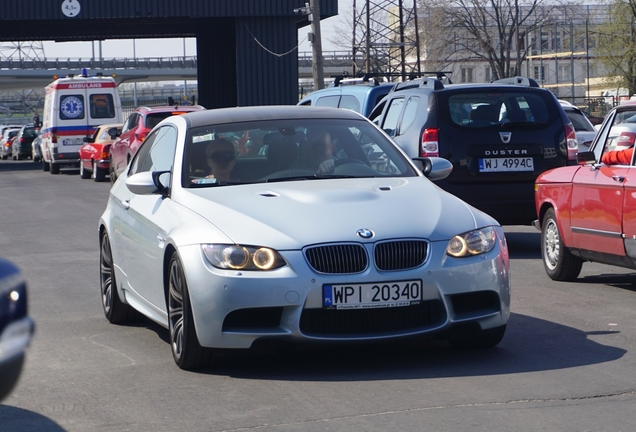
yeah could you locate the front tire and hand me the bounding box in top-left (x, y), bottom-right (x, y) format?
top-left (168, 253), bottom-right (212, 370)
top-left (100, 232), bottom-right (135, 324)
top-left (541, 208), bottom-right (583, 281)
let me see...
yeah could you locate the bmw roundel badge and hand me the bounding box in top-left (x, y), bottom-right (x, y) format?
top-left (357, 228), bottom-right (374, 239)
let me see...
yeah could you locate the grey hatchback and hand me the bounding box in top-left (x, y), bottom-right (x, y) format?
top-left (370, 77), bottom-right (577, 225)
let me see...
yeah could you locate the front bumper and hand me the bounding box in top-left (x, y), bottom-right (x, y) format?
top-left (177, 230), bottom-right (511, 349)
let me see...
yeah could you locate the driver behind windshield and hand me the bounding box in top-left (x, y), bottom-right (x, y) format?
top-left (191, 138), bottom-right (237, 184)
top-left (295, 129), bottom-right (337, 173)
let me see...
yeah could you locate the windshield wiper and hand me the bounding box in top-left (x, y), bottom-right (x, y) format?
top-left (189, 180), bottom-right (247, 188)
top-left (266, 174), bottom-right (357, 183)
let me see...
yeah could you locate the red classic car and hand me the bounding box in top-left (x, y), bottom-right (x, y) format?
top-left (534, 102), bottom-right (636, 280)
top-left (79, 123), bottom-right (122, 182)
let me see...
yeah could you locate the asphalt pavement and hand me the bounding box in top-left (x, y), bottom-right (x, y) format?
top-left (1, 159), bottom-right (636, 432)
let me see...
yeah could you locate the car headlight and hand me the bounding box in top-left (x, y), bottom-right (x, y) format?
top-left (446, 227), bottom-right (497, 258)
top-left (202, 244), bottom-right (286, 271)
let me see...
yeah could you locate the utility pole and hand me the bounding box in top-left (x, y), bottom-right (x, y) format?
top-left (309, 0), bottom-right (325, 90)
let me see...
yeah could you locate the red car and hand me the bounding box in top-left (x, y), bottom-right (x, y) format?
top-left (109, 105), bottom-right (204, 183)
top-left (534, 102), bottom-right (636, 281)
top-left (79, 123), bottom-right (122, 182)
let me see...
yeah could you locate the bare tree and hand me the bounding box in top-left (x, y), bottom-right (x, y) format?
top-left (418, 0), bottom-right (566, 80)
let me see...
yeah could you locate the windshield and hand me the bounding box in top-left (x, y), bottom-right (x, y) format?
top-left (182, 118), bottom-right (417, 187)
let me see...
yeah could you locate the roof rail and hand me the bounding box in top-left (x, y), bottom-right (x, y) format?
top-left (333, 74), bottom-right (380, 87)
top-left (491, 76), bottom-right (539, 88)
top-left (393, 77), bottom-right (444, 92)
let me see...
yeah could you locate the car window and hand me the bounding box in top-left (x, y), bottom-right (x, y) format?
top-left (596, 108), bottom-right (636, 165)
top-left (369, 100), bottom-right (386, 124)
top-left (183, 118), bottom-right (417, 187)
top-left (315, 96), bottom-right (341, 108)
top-left (446, 91), bottom-right (553, 129)
top-left (122, 113), bottom-right (137, 133)
top-left (399, 96), bottom-right (419, 132)
top-left (59, 94), bottom-right (85, 120)
top-left (339, 95), bottom-right (361, 113)
top-left (145, 113), bottom-right (174, 129)
top-left (128, 130), bottom-right (159, 175)
top-left (140, 126), bottom-right (178, 173)
top-left (382, 98), bottom-right (405, 136)
top-left (566, 109), bottom-right (594, 132)
top-left (89, 94), bottom-right (116, 119)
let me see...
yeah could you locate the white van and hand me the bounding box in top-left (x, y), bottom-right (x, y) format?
top-left (40, 72), bottom-right (122, 174)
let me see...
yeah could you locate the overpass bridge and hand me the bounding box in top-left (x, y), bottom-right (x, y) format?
top-left (0, 51), bottom-right (364, 90)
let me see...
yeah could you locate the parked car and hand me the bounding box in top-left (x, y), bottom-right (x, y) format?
top-left (0, 128), bottom-right (20, 160)
top-left (99, 106), bottom-right (510, 370)
top-left (0, 258), bottom-right (35, 401)
top-left (559, 100), bottom-right (597, 152)
top-left (11, 125), bottom-right (39, 160)
top-left (31, 131), bottom-right (42, 163)
top-left (79, 123), bottom-right (122, 182)
top-left (369, 76), bottom-right (578, 225)
top-left (534, 102), bottom-right (636, 280)
top-left (298, 77), bottom-right (395, 117)
top-left (109, 105), bottom-right (204, 183)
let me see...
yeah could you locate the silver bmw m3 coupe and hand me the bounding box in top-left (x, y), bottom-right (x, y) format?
top-left (99, 106), bottom-right (510, 369)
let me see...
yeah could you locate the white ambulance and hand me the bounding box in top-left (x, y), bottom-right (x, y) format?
top-left (40, 71), bottom-right (123, 174)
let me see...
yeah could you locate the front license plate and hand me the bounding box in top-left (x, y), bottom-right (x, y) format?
top-left (323, 280), bottom-right (422, 310)
top-left (478, 157), bottom-right (534, 172)
top-left (62, 138), bottom-right (83, 146)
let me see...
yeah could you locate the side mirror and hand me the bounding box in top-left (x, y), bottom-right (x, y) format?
top-left (125, 170), bottom-right (171, 195)
top-left (576, 151), bottom-right (596, 165)
top-left (412, 157), bottom-right (453, 181)
top-left (109, 129), bottom-right (120, 139)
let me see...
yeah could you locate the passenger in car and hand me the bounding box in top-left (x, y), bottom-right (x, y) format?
top-left (295, 129), bottom-right (337, 173)
top-left (602, 146), bottom-right (633, 165)
top-left (197, 138), bottom-right (237, 182)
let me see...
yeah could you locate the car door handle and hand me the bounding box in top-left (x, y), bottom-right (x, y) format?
top-left (612, 175), bottom-right (626, 183)
top-left (122, 199), bottom-right (130, 210)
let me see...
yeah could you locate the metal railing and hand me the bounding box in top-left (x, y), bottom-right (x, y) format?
top-left (0, 56), bottom-right (197, 71)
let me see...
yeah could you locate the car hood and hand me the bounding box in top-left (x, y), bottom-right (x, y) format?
top-left (179, 177), bottom-right (497, 250)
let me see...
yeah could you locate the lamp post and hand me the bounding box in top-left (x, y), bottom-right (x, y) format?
top-left (295, 1), bottom-right (325, 90)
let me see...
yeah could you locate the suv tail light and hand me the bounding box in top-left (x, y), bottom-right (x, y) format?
top-left (617, 132), bottom-right (636, 148)
top-left (421, 128), bottom-right (439, 157)
top-left (51, 128), bottom-right (58, 144)
top-left (19, 137), bottom-right (24, 143)
top-left (564, 123), bottom-right (578, 161)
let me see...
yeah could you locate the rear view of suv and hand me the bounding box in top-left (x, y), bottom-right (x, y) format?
top-left (370, 77), bottom-right (577, 225)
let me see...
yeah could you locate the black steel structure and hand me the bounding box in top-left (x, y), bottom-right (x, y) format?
top-left (352, 0), bottom-right (421, 81)
top-left (0, 0), bottom-right (337, 108)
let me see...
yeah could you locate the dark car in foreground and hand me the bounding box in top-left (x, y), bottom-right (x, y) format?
top-left (0, 258), bottom-right (35, 401)
top-left (369, 76), bottom-right (578, 225)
